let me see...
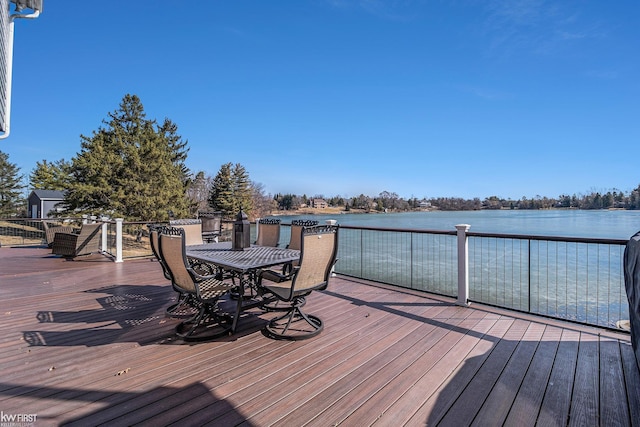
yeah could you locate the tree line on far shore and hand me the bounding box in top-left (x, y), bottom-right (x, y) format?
top-left (272, 188), bottom-right (640, 213)
top-left (1, 94), bottom-right (639, 219)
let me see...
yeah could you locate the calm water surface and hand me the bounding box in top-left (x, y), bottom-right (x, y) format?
top-left (276, 210), bottom-right (640, 240)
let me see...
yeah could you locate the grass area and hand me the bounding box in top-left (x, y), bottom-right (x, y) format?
top-left (0, 220), bottom-right (46, 247)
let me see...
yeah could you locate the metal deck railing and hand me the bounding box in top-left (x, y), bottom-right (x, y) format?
top-left (0, 217), bottom-right (630, 330)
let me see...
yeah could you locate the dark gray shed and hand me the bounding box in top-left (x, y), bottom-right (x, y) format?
top-left (27, 189), bottom-right (65, 218)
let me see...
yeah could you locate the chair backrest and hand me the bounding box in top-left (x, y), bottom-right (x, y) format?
top-left (75, 223), bottom-right (102, 254)
top-left (287, 219), bottom-right (319, 251)
top-left (169, 219), bottom-right (204, 246)
top-left (256, 218), bottom-right (281, 247)
top-left (42, 221), bottom-right (75, 246)
top-left (198, 211), bottom-right (222, 234)
top-left (292, 225), bottom-right (338, 293)
top-left (158, 228), bottom-right (197, 294)
top-left (149, 227), bottom-right (171, 280)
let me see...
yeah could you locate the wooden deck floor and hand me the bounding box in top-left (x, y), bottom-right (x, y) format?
top-left (1, 246), bottom-right (638, 426)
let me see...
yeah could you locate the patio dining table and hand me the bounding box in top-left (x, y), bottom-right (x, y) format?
top-left (185, 242), bottom-right (300, 331)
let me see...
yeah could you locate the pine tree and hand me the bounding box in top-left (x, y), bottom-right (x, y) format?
top-left (0, 150), bottom-right (25, 217)
top-left (208, 162), bottom-right (253, 217)
top-left (64, 94), bottom-right (190, 221)
top-left (158, 118), bottom-right (190, 187)
top-left (208, 163), bottom-right (235, 216)
top-left (30, 159), bottom-right (71, 190)
top-left (232, 163), bottom-right (252, 213)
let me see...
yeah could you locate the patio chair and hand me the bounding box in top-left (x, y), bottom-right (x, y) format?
top-left (51, 222), bottom-right (102, 259)
top-left (259, 219), bottom-right (320, 311)
top-left (280, 219), bottom-right (319, 275)
top-left (255, 218), bottom-right (281, 247)
top-left (257, 224), bottom-right (338, 340)
top-left (42, 221), bottom-right (75, 248)
top-left (158, 227), bottom-right (237, 341)
top-left (198, 211), bottom-right (223, 243)
top-left (149, 226), bottom-right (200, 318)
top-left (287, 219), bottom-right (319, 250)
top-left (169, 218), bottom-right (204, 246)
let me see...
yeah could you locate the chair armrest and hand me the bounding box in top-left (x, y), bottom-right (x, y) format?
top-left (258, 267), bottom-right (298, 284)
top-left (187, 260), bottom-right (222, 281)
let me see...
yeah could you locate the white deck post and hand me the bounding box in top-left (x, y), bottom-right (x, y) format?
top-left (455, 224), bottom-right (471, 306)
top-left (99, 215), bottom-right (110, 253)
top-left (115, 218), bottom-right (124, 263)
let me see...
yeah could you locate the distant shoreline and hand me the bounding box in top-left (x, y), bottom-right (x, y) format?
top-left (270, 207), bottom-right (353, 216)
top-left (269, 206), bottom-right (634, 217)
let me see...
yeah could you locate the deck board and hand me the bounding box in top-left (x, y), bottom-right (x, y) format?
top-left (470, 322), bottom-right (545, 426)
top-left (600, 337), bottom-right (631, 427)
top-left (438, 318), bottom-right (530, 426)
top-left (570, 333), bottom-right (600, 426)
top-left (533, 328), bottom-right (578, 427)
top-left (339, 307), bottom-right (477, 427)
top-left (620, 342), bottom-right (640, 426)
top-left (0, 246), bottom-right (637, 426)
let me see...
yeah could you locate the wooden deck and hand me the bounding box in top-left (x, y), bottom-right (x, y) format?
top-left (1, 246), bottom-right (638, 426)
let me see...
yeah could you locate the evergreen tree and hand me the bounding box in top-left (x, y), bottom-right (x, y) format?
top-left (232, 163), bottom-right (252, 213)
top-left (208, 163), bottom-right (234, 216)
top-left (208, 162), bottom-right (252, 217)
top-left (65, 94), bottom-right (190, 221)
top-left (30, 159), bottom-right (71, 190)
top-left (0, 150), bottom-right (25, 217)
top-left (158, 118), bottom-right (190, 186)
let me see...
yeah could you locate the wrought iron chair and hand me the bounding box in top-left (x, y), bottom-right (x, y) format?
top-left (158, 227), bottom-right (237, 341)
top-left (287, 219), bottom-right (319, 250)
top-left (260, 219), bottom-right (320, 311)
top-left (198, 211), bottom-right (223, 243)
top-left (255, 218), bottom-right (281, 247)
top-left (51, 222), bottom-right (102, 259)
top-left (282, 219), bottom-right (319, 274)
top-left (257, 224), bottom-right (338, 340)
top-left (169, 218), bottom-right (204, 246)
top-left (149, 226), bottom-right (200, 318)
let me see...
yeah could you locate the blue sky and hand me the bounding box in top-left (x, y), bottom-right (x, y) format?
top-left (3, 0), bottom-right (639, 200)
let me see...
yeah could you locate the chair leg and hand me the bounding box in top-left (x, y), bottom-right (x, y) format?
top-left (175, 300), bottom-right (232, 341)
top-left (166, 292), bottom-right (200, 318)
top-left (260, 296), bottom-right (305, 312)
top-left (264, 297), bottom-right (323, 340)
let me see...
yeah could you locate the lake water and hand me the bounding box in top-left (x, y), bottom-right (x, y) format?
top-left (274, 209), bottom-right (640, 240)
